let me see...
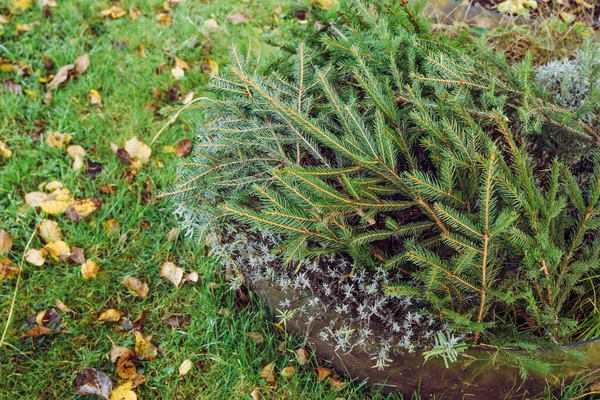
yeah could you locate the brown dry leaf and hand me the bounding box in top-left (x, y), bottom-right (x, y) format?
top-left (227, 12), bottom-right (249, 24)
top-left (183, 271), bottom-right (199, 284)
top-left (204, 18), bottom-right (219, 29)
top-left (43, 240), bottom-right (70, 261)
top-left (137, 44), bottom-right (146, 57)
top-left (45, 180), bottom-right (63, 191)
top-left (3, 79), bottom-right (22, 94)
top-left (251, 389), bottom-right (260, 400)
top-left (98, 309), bottom-right (122, 323)
top-left (16, 20), bottom-right (39, 34)
top-left (0, 230), bottom-right (12, 254)
top-left (44, 91), bottom-right (53, 105)
top-left (203, 58), bottom-right (218, 76)
top-left (46, 132), bottom-right (72, 148)
top-left (115, 349), bottom-right (138, 379)
top-left (65, 198), bottom-right (102, 222)
top-left (39, 188), bottom-right (74, 215)
top-left (100, 184), bottom-right (118, 195)
top-left (74, 53), bottom-right (90, 75)
top-left (55, 298), bottom-right (75, 314)
top-left (81, 260), bottom-right (99, 279)
top-left (74, 367), bottom-right (113, 399)
top-left (67, 145), bottom-right (86, 171)
top-left (174, 56), bottom-right (190, 70)
top-left (259, 363), bottom-right (275, 383)
top-left (21, 325), bottom-right (53, 338)
top-left (25, 249), bottom-right (46, 266)
top-left (178, 91), bottom-right (194, 105)
top-left (178, 359), bottom-right (192, 377)
top-left (69, 247), bottom-right (86, 264)
top-left (124, 137), bottom-right (151, 164)
top-left (134, 330), bottom-right (158, 361)
top-left (88, 89), bottom-right (102, 105)
top-left (0, 257), bottom-right (19, 280)
top-left (281, 366), bottom-right (295, 377)
top-left (103, 219), bottom-right (120, 236)
top-left (171, 66), bottom-right (184, 79)
top-left (123, 276), bottom-right (149, 299)
top-left (99, 6), bottom-right (126, 19)
top-left (47, 64), bottom-right (74, 90)
top-left (109, 345), bottom-right (130, 363)
top-left (0, 15), bottom-right (10, 24)
top-left (110, 381), bottom-right (137, 400)
top-left (316, 367), bottom-right (332, 381)
top-left (175, 138), bottom-right (192, 157)
top-left (329, 376), bottom-right (346, 391)
top-left (294, 348), bottom-right (309, 365)
top-left (25, 192), bottom-right (48, 207)
top-left (159, 261), bottom-right (183, 288)
top-left (0, 140), bottom-right (12, 158)
top-left (156, 12), bottom-right (173, 25)
top-left (166, 227), bottom-right (178, 242)
top-left (245, 332), bottom-right (264, 344)
top-left (129, 9), bottom-right (142, 20)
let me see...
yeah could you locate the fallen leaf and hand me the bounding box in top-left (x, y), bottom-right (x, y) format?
top-left (67, 145), bottom-right (86, 171)
top-left (123, 276), bottom-right (149, 299)
top-left (245, 332), bottom-right (264, 344)
top-left (137, 44), bottom-right (146, 57)
top-left (171, 66), bottom-right (184, 79)
top-left (312, 0), bottom-right (339, 10)
top-left (178, 91), bottom-right (194, 105)
top-left (259, 363), bottom-right (275, 383)
top-left (88, 89), bottom-right (102, 105)
top-left (0, 257), bottom-right (19, 279)
top-left (175, 138), bottom-right (192, 157)
top-left (167, 227), bottom-right (178, 242)
top-left (85, 159), bottom-right (104, 179)
top-left (45, 180), bottom-right (63, 191)
top-left (204, 18), bottom-right (219, 29)
top-left (124, 137), bottom-right (151, 164)
top-left (165, 315), bottom-right (189, 327)
top-left (100, 184), bottom-right (118, 195)
top-left (103, 219), bottom-right (120, 236)
top-left (295, 348), bottom-right (309, 365)
top-left (99, 6), bottom-right (126, 19)
top-left (25, 249), bottom-right (46, 266)
top-left (65, 198), bottom-right (102, 222)
top-left (47, 64), bottom-right (74, 90)
top-left (115, 349), bottom-right (138, 379)
top-left (203, 58), bottom-right (218, 76)
top-left (81, 260), bottom-right (99, 279)
top-left (110, 381), bottom-right (137, 400)
top-left (44, 91), bottom-right (53, 105)
top-left (25, 192), bottom-right (48, 207)
top-left (21, 325), bottom-right (54, 338)
top-left (46, 132), bottom-right (71, 148)
top-left (73, 367), bottom-right (113, 400)
top-left (329, 376), bottom-right (345, 391)
top-left (56, 298), bottom-right (76, 314)
top-left (0, 140), bottom-right (12, 158)
top-left (0, 15), bottom-right (10, 24)
top-left (251, 388), bottom-right (260, 400)
top-left (281, 366), bottom-right (295, 377)
top-left (74, 53), bottom-right (90, 75)
top-left (183, 271), bottom-right (199, 284)
top-left (162, 146), bottom-right (176, 154)
top-left (134, 330), bottom-right (158, 361)
top-left (69, 247), bottom-right (85, 264)
top-left (316, 367), bottom-right (332, 381)
top-left (98, 309), bottom-right (122, 323)
top-left (109, 345), bottom-right (130, 363)
top-left (156, 11), bottom-right (173, 25)
top-left (179, 359), bottom-right (192, 376)
top-left (3, 79), bottom-right (22, 94)
top-left (36, 307), bottom-right (60, 328)
top-left (0, 230), bottom-right (13, 254)
top-left (132, 309), bottom-right (148, 331)
top-left (38, 188), bottom-right (74, 215)
top-left (9, 0), bottom-right (32, 13)
top-left (43, 240), bottom-right (70, 261)
top-left (227, 12), bottom-right (249, 24)
top-left (16, 20), bottom-right (40, 34)
top-left (174, 56), bottom-right (190, 70)
top-left (159, 261), bottom-right (183, 288)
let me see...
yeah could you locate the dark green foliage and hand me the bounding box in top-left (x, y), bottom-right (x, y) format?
top-left (171, 0), bottom-right (600, 346)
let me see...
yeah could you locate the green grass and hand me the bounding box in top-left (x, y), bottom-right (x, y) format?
top-left (0, 0), bottom-right (393, 398)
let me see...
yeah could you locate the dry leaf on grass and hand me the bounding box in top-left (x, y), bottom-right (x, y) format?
top-left (109, 345), bottom-right (130, 363)
top-left (98, 309), bottom-right (122, 323)
top-left (56, 298), bottom-right (76, 314)
top-left (178, 359), bottom-right (192, 377)
top-left (74, 53), bottom-right (90, 75)
top-left (65, 198), bottom-right (102, 222)
top-left (159, 261), bottom-right (183, 288)
top-left (47, 64), bottom-right (74, 90)
top-left (174, 56), bottom-right (190, 70)
top-left (103, 219), bottom-right (120, 236)
top-left (88, 89), bottom-right (101, 105)
top-left (0, 257), bottom-right (19, 280)
top-left (69, 247), bottom-right (85, 264)
top-left (115, 349), bottom-right (139, 380)
top-left (178, 91), bottom-right (194, 104)
top-left (203, 58), bottom-right (218, 76)
top-left (204, 18), bottom-right (219, 29)
top-left (245, 332), bottom-right (264, 344)
top-left (110, 381), bottom-right (137, 400)
top-left (67, 145), bottom-right (86, 171)
top-left (73, 367), bottom-right (113, 400)
top-left (227, 12), bottom-right (249, 24)
top-left (37, 218), bottom-right (63, 243)
top-left (9, 0), bottom-right (32, 13)
top-left (16, 20), bottom-right (40, 34)
top-left (123, 276), bottom-right (149, 299)
top-left (43, 240), bottom-right (70, 261)
top-left (183, 271), bottom-right (199, 284)
top-left (81, 260), bottom-right (99, 279)
top-left (175, 138), bottom-right (192, 157)
top-left (21, 325), bottom-right (54, 338)
top-left (124, 137), bottom-right (151, 164)
top-left (329, 376), bottom-right (346, 391)
top-left (294, 348), bottom-right (309, 365)
top-left (45, 180), bottom-right (63, 191)
top-left (0, 230), bottom-right (12, 254)
top-left (38, 188), bottom-right (73, 214)
top-left (167, 227), bottom-right (178, 242)
top-left (316, 367), bottom-right (332, 381)
top-left (259, 363), bottom-right (275, 383)
top-left (0, 140), bottom-right (12, 158)
top-left (251, 388), bottom-right (260, 400)
top-left (25, 249), bottom-right (46, 266)
top-left (281, 366), bottom-right (296, 377)
top-left (98, 6), bottom-right (126, 19)
top-left (0, 15), bottom-right (10, 24)
top-left (171, 66), bottom-right (184, 79)
top-left (46, 132), bottom-right (71, 148)
top-left (25, 191), bottom-right (48, 207)
top-left (156, 12), bottom-right (173, 25)
top-left (312, 0), bottom-right (339, 10)
top-left (134, 330), bottom-right (158, 361)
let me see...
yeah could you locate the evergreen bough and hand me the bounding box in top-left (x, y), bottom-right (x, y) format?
top-left (169, 0), bottom-right (600, 351)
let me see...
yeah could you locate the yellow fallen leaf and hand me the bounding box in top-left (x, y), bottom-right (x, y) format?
top-left (98, 309), bottom-right (122, 323)
top-left (67, 145), bottom-right (86, 171)
top-left (281, 366), bottom-right (295, 377)
top-left (162, 146), bottom-right (176, 153)
top-left (103, 219), bottom-right (120, 236)
top-left (159, 261), bottom-right (183, 288)
top-left (110, 381), bottom-right (137, 400)
top-left (329, 376), bottom-right (346, 391)
top-left (25, 249), bottom-right (46, 266)
top-left (9, 0), bottom-right (31, 13)
top-left (179, 91), bottom-right (194, 105)
top-left (43, 240), bottom-right (70, 261)
top-left (171, 66), bottom-right (184, 79)
top-left (37, 219), bottom-right (62, 243)
top-left (45, 180), bottom-right (63, 191)
top-left (16, 20), bottom-right (39, 34)
top-left (259, 363), bottom-right (275, 383)
top-left (81, 260), bottom-right (99, 279)
top-left (25, 191), bottom-right (48, 207)
top-left (87, 89), bottom-right (101, 105)
top-left (174, 56), bottom-right (190, 70)
top-left (129, 9), bottom-right (142, 20)
top-left (46, 132), bottom-right (71, 147)
top-left (138, 44), bottom-right (146, 57)
top-left (0, 257), bottom-right (20, 280)
top-left (38, 188), bottom-right (74, 215)
top-left (204, 58), bottom-right (218, 76)
top-left (109, 345), bottom-right (130, 363)
top-left (65, 198), bottom-right (102, 222)
top-left (0, 230), bottom-right (12, 254)
top-left (0, 15), bottom-right (10, 24)
top-left (134, 330), bottom-right (158, 361)
top-left (0, 140), bottom-right (12, 158)
top-left (124, 137), bottom-right (151, 164)
top-left (156, 12), bottom-right (173, 25)
top-left (178, 359), bottom-right (192, 376)
top-left (316, 367), bottom-right (332, 381)
top-left (312, 0), bottom-right (339, 10)
top-left (99, 6), bottom-right (126, 19)
top-left (123, 276), bottom-right (149, 299)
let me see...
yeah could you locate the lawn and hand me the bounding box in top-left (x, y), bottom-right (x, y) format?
top-left (0, 0), bottom-right (389, 398)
